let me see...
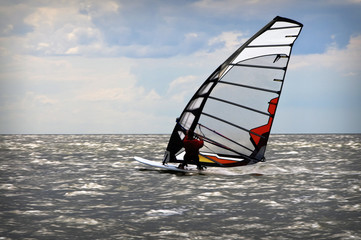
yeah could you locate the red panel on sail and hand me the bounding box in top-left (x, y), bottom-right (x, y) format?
top-left (268, 97), bottom-right (278, 115)
top-left (250, 97), bottom-right (278, 146)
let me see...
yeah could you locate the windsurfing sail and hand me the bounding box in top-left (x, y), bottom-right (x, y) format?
top-left (163, 16), bottom-right (303, 167)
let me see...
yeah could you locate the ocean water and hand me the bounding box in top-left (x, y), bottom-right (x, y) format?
top-left (0, 134), bottom-right (360, 240)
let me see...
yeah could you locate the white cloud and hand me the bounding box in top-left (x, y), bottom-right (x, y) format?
top-left (32, 93), bottom-right (58, 105)
top-left (193, 0), bottom-right (361, 15)
top-left (3, 24), bottom-right (14, 34)
top-left (291, 34), bottom-right (361, 75)
top-left (0, 52), bottom-right (174, 133)
top-left (79, 0), bottom-right (120, 17)
top-left (65, 46), bottom-right (79, 55)
top-left (167, 75), bottom-right (201, 103)
top-left (325, 0), bottom-right (361, 4)
top-left (15, 3), bottom-right (121, 57)
top-left (208, 31), bottom-right (246, 50)
top-left (192, 0), bottom-right (292, 16)
top-left (22, 6), bottom-right (94, 55)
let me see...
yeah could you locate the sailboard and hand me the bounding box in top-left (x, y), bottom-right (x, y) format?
top-left (134, 157), bottom-right (200, 173)
top-left (135, 16), bottom-right (303, 171)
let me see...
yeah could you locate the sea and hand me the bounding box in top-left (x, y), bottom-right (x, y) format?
top-left (0, 134), bottom-right (360, 240)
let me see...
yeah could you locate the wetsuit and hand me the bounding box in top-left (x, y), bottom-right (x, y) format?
top-left (182, 135), bottom-right (204, 169)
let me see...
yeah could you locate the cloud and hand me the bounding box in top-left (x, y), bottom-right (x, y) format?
top-left (193, 0), bottom-right (361, 14)
top-left (1, 1), bottom-right (286, 59)
top-left (0, 51), bottom-right (174, 133)
top-left (325, 0), bottom-right (361, 4)
top-left (0, 2), bottom-right (120, 57)
top-left (31, 92), bottom-right (58, 105)
top-left (78, 0), bottom-right (120, 17)
top-left (0, 3), bottom-right (34, 37)
top-left (291, 34), bottom-right (361, 75)
top-left (192, 0), bottom-right (294, 17)
top-left (2, 1), bottom-right (201, 58)
top-left (167, 75), bottom-right (201, 103)
top-left (208, 31), bottom-right (246, 52)
top-left (22, 6), bottom-right (106, 56)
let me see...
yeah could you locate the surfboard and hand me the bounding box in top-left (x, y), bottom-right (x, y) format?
top-left (134, 156), bottom-right (200, 173)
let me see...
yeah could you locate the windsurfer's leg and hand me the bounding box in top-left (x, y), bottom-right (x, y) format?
top-left (179, 154), bottom-right (190, 169)
top-left (195, 156), bottom-right (202, 170)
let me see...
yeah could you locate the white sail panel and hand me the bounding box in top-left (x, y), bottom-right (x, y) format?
top-left (271, 21), bottom-right (300, 28)
top-left (232, 47), bottom-right (291, 64)
top-left (249, 28), bottom-right (302, 46)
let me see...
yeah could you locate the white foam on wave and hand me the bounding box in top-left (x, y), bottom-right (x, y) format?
top-left (205, 168), bottom-right (240, 176)
top-left (146, 208), bottom-right (186, 217)
top-left (275, 151), bottom-right (299, 155)
top-left (64, 190), bottom-right (104, 197)
top-left (0, 183), bottom-right (17, 190)
top-left (56, 215), bottom-right (99, 225)
top-left (31, 159), bottom-right (62, 165)
top-left (80, 182), bottom-right (107, 190)
top-left (11, 210), bottom-right (49, 216)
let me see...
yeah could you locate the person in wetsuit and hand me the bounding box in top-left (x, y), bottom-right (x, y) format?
top-left (178, 129), bottom-right (204, 170)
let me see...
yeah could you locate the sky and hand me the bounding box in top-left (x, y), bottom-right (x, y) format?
top-left (0, 0), bottom-right (360, 134)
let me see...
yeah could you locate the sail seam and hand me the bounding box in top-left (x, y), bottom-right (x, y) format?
top-left (219, 81), bottom-right (280, 94)
top-left (270, 26), bottom-right (302, 30)
top-left (208, 96), bottom-right (271, 116)
top-left (230, 63), bottom-right (286, 71)
top-left (198, 123), bottom-right (254, 152)
top-left (246, 44), bottom-right (291, 48)
top-left (202, 112), bottom-right (265, 139)
top-left (200, 134), bottom-right (246, 156)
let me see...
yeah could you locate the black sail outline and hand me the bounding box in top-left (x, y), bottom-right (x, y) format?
top-left (164, 16), bottom-right (303, 167)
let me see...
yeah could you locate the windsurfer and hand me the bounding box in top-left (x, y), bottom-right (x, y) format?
top-left (178, 129), bottom-right (204, 170)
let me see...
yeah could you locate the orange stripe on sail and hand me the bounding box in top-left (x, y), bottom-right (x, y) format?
top-left (199, 154), bottom-right (239, 165)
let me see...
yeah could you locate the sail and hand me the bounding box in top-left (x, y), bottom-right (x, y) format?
top-left (164, 16), bottom-right (303, 167)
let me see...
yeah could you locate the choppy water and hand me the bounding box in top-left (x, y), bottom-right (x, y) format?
top-left (0, 134), bottom-right (360, 239)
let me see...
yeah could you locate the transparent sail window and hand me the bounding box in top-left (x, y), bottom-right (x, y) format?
top-left (187, 97), bottom-right (204, 110)
top-left (180, 112), bottom-right (195, 130)
top-left (199, 82), bottom-right (214, 95)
